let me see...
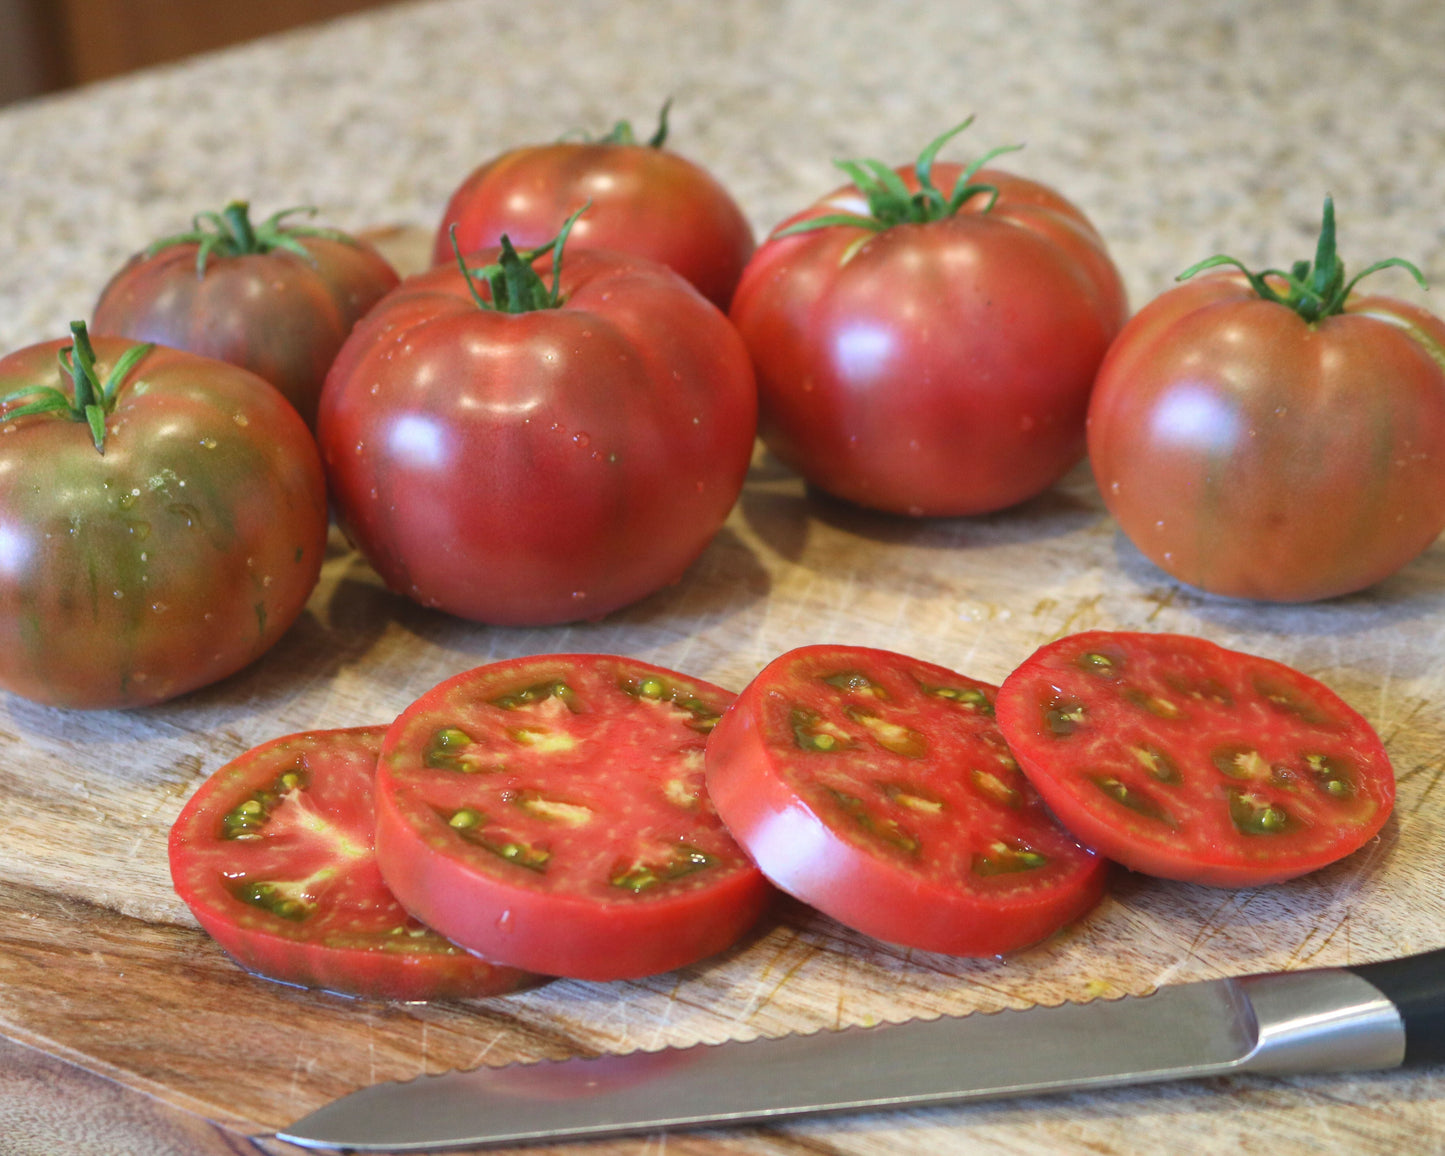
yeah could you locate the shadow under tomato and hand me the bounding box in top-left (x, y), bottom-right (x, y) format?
top-left (742, 454), bottom-right (1107, 567)
top-left (317, 523), bottom-right (773, 668)
top-left (1107, 526), bottom-right (1445, 656)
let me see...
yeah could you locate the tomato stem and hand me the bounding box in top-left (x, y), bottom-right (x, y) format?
top-left (775, 116), bottom-right (1024, 240)
top-left (1177, 196), bottom-right (1428, 322)
top-left (448, 204), bottom-right (589, 314)
top-left (0, 321), bottom-right (152, 454)
top-left (145, 201), bottom-right (355, 276)
top-left (591, 98), bottom-right (672, 148)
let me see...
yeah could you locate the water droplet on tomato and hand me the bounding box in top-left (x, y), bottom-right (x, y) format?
top-left (496, 910), bottom-right (514, 933)
top-left (233, 412), bottom-right (250, 427)
top-left (574, 432), bottom-right (591, 448)
top-left (200, 436), bottom-right (218, 449)
top-left (112, 589), bottom-right (123, 599)
top-left (1110, 481), bottom-right (1121, 495)
top-left (572, 590), bottom-right (587, 601)
top-left (695, 480), bottom-right (705, 493)
top-left (151, 601), bottom-right (168, 614)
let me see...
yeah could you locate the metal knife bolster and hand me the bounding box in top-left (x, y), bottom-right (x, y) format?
top-left (1234, 968), bottom-right (1406, 1075)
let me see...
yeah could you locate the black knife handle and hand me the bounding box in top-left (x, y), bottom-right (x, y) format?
top-left (1346, 949), bottom-right (1445, 1066)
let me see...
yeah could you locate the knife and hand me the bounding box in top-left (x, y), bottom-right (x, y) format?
top-left (279, 948), bottom-right (1444, 1152)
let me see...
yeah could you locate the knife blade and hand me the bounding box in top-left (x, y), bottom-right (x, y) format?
top-left (278, 948), bottom-right (1444, 1152)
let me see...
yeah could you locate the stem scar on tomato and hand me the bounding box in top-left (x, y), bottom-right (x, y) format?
top-left (447, 202), bottom-right (591, 314)
top-left (1177, 195), bottom-right (1428, 322)
top-left (774, 116), bottom-right (1024, 243)
top-left (144, 201), bottom-right (358, 276)
top-left (0, 321), bottom-right (151, 453)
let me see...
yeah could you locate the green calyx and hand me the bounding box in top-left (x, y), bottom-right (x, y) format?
top-left (449, 202), bottom-right (589, 314)
top-left (584, 98), bottom-right (672, 147)
top-left (0, 321), bottom-right (151, 454)
top-left (777, 116), bottom-right (1023, 240)
top-left (1178, 195), bottom-right (1428, 323)
top-left (147, 200), bottom-right (352, 276)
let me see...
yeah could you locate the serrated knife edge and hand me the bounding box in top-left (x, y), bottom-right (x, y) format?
top-left (278, 951), bottom-right (1444, 1152)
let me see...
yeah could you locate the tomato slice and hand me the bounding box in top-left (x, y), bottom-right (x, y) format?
top-left (168, 727), bottom-right (534, 1001)
top-left (374, 655), bottom-right (774, 981)
top-left (704, 645), bottom-right (1108, 956)
top-left (994, 631), bottom-right (1396, 887)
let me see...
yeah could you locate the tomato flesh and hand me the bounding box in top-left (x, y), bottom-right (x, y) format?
top-left (169, 727), bottom-right (534, 1001)
top-left (705, 645), bottom-right (1108, 956)
top-left (994, 631), bottom-right (1396, 887)
top-left (374, 655), bottom-right (773, 981)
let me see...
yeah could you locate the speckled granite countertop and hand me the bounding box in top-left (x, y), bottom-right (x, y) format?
top-left (2, 0), bottom-right (1442, 350)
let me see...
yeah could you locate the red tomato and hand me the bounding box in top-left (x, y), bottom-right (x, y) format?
top-left (434, 106), bottom-right (754, 311)
top-left (704, 645), bottom-right (1108, 956)
top-left (373, 655), bottom-right (773, 980)
top-left (729, 121), bottom-right (1127, 517)
top-left (317, 225), bottom-right (757, 627)
top-left (0, 323), bottom-right (328, 709)
top-left (169, 726), bottom-right (537, 1000)
top-left (1088, 198), bottom-right (1445, 601)
top-left (994, 631), bottom-right (1395, 888)
top-left (93, 202), bottom-right (400, 429)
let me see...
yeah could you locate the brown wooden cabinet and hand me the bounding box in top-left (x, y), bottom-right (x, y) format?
top-left (0, 0), bottom-right (398, 106)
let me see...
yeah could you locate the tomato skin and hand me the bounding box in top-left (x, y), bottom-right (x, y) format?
top-left (93, 234), bottom-right (399, 428)
top-left (434, 141), bottom-right (755, 311)
top-left (729, 166), bottom-right (1127, 516)
top-left (1087, 273), bottom-right (1445, 601)
top-left (0, 337), bottom-right (328, 709)
top-left (373, 655), bottom-right (773, 981)
top-left (994, 631), bottom-right (1396, 887)
top-left (705, 645), bottom-right (1108, 956)
top-left (317, 248), bottom-right (757, 626)
top-left (169, 727), bottom-right (537, 1001)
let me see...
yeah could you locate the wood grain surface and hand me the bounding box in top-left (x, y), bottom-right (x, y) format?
top-left (1, 232), bottom-right (1443, 1154)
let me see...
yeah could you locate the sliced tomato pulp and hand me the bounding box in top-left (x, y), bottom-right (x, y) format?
top-left (994, 631), bottom-right (1396, 887)
top-left (374, 655), bottom-right (773, 981)
top-left (168, 727), bottom-right (534, 1001)
top-left (704, 645), bottom-right (1108, 956)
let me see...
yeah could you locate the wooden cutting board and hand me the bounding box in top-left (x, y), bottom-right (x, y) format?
top-left (1, 233), bottom-right (1442, 1153)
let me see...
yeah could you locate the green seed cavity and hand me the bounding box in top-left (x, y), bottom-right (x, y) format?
top-left (973, 841), bottom-right (1049, 876)
top-left (610, 845), bottom-right (717, 893)
top-left (1229, 790), bottom-right (1291, 835)
top-left (1093, 776), bottom-right (1175, 825)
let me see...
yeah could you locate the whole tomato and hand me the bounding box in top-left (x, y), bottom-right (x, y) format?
top-left (318, 214), bottom-right (757, 626)
top-left (0, 323), bottom-right (328, 709)
top-left (93, 202), bottom-right (400, 429)
top-left (729, 119), bottom-right (1128, 517)
top-left (1087, 198), bottom-right (1445, 601)
top-left (433, 103), bottom-right (754, 311)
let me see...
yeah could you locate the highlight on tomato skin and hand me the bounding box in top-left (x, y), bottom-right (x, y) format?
top-left (704, 644), bottom-right (1109, 958)
top-left (994, 630), bottom-right (1397, 888)
top-left (1086, 197), bottom-right (1445, 602)
top-left (168, 727), bottom-right (539, 1002)
top-left (372, 654), bottom-right (774, 982)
